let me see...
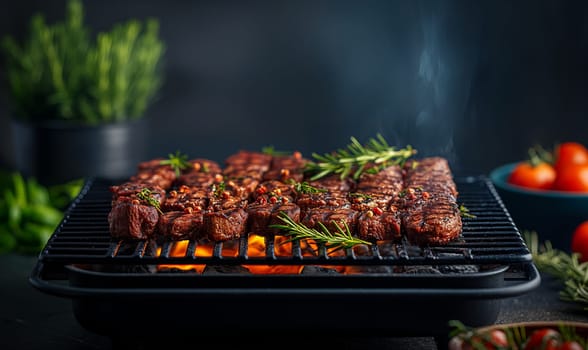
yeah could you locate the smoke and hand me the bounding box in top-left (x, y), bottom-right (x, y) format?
top-left (301, 1), bottom-right (482, 172)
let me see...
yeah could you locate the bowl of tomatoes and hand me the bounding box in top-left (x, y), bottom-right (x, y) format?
top-left (489, 142), bottom-right (588, 252)
top-left (449, 320), bottom-right (588, 350)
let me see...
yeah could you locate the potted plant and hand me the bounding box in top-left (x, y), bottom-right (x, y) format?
top-left (2, 0), bottom-right (165, 185)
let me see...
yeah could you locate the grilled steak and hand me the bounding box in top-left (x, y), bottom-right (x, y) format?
top-left (353, 165), bottom-right (404, 241)
top-left (401, 157), bottom-right (462, 245)
top-left (109, 198), bottom-right (160, 240)
top-left (262, 151), bottom-right (308, 182)
top-left (401, 191), bottom-right (461, 245)
top-left (301, 207), bottom-right (359, 233)
top-left (108, 149), bottom-right (464, 247)
top-left (132, 159), bottom-right (177, 189)
top-left (157, 210), bottom-right (204, 240)
top-left (247, 202), bottom-right (300, 235)
top-left (108, 183), bottom-right (165, 239)
top-left (204, 208), bottom-right (249, 241)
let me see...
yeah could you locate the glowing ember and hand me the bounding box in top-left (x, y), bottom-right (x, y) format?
top-left (155, 234), bottom-right (370, 274)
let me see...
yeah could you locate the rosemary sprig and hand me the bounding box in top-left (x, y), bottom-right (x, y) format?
top-left (304, 134), bottom-right (417, 181)
top-left (211, 181), bottom-right (226, 197)
top-left (269, 212), bottom-right (372, 252)
top-left (459, 204), bottom-right (476, 219)
top-left (159, 150), bottom-right (191, 176)
top-left (286, 179), bottom-right (327, 194)
top-left (524, 230), bottom-right (588, 309)
top-left (136, 188), bottom-right (163, 214)
top-left (349, 192), bottom-right (373, 200)
top-left (261, 145), bottom-right (291, 156)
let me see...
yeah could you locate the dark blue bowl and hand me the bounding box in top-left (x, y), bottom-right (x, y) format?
top-left (489, 162), bottom-right (588, 252)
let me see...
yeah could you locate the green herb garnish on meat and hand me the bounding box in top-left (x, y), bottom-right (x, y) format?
top-left (136, 188), bottom-right (163, 214)
top-left (303, 134), bottom-right (417, 181)
top-left (269, 212), bottom-right (371, 252)
top-left (159, 150), bottom-right (191, 176)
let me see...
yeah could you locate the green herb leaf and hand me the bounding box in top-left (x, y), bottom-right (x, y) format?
top-left (261, 145), bottom-right (290, 156)
top-left (269, 212), bottom-right (371, 252)
top-left (524, 230), bottom-right (588, 310)
top-left (159, 151), bottom-right (191, 176)
top-left (286, 179), bottom-right (327, 194)
top-left (459, 204), bottom-right (476, 218)
top-left (303, 134), bottom-right (417, 181)
top-left (136, 188), bottom-right (163, 214)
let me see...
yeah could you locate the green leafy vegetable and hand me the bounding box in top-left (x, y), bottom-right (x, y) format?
top-left (0, 171), bottom-right (82, 255)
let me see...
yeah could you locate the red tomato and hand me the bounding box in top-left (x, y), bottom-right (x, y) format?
top-left (552, 164), bottom-right (588, 192)
top-left (461, 329), bottom-right (509, 350)
top-left (507, 162), bottom-right (556, 190)
top-left (571, 221), bottom-right (588, 262)
top-left (524, 328), bottom-right (561, 350)
top-left (554, 142), bottom-right (588, 172)
top-left (559, 340), bottom-right (584, 350)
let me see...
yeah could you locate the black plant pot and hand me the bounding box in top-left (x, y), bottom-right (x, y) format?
top-left (11, 119), bottom-right (147, 186)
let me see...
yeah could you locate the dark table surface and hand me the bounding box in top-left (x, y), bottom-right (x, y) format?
top-left (2, 254), bottom-right (588, 350)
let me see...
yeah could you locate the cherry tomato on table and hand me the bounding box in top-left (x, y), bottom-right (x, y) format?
top-left (507, 162), bottom-right (556, 190)
top-left (571, 221), bottom-right (588, 263)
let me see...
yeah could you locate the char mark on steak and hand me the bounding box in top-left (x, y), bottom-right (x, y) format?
top-left (109, 200), bottom-right (160, 240)
top-left (247, 202), bottom-right (301, 236)
top-left (157, 210), bottom-right (204, 240)
top-left (131, 158), bottom-right (177, 189)
top-left (300, 207), bottom-right (359, 234)
top-left (353, 165), bottom-right (404, 241)
top-left (401, 157), bottom-right (462, 245)
top-left (401, 192), bottom-right (462, 245)
top-left (223, 151), bottom-right (272, 180)
top-left (204, 208), bottom-right (249, 241)
top-left (108, 183), bottom-right (166, 240)
top-left (404, 157), bottom-right (458, 197)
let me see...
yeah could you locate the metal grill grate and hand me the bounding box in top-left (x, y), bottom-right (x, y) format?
top-left (39, 176), bottom-right (532, 274)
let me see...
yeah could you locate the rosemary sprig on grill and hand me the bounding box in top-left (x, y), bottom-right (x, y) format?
top-left (286, 179), bottom-right (327, 194)
top-left (159, 150), bottom-right (191, 176)
top-left (524, 230), bottom-right (588, 309)
top-left (269, 212), bottom-right (372, 252)
top-left (304, 134), bottom-right (417, 181)
top-left (459, 204), bottom-right (476, 218)
top-left (136, 188), bottom-right (163, 214)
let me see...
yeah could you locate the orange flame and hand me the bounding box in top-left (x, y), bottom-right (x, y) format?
top-left (156, 235), bottom-right (371, 274)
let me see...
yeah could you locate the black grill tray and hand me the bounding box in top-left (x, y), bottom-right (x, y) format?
top-left (29, 176), bottom-right (540, 339)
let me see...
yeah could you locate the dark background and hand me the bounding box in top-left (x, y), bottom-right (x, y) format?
top-left (1, 0), bottom-right (588, 175)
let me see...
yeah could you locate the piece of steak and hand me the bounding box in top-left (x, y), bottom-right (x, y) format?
top-left (247, 202), bottom-right (301, 236)
top-left (157, 210), bottom-right (205, 240)
top-left (204, 208), bottom-right (249, 241)
top-left (401, 191), bottom-right (462, 245)
top-left (300, 207), bottom-right (359, 234)
top-left (401, 157), bottom-right (462, 245)
top-left (131, 159), bottom-right (177, 189)
top-left (263, 152), bottom-right (308, 183)
top-left (108, 197), bottom-right (160, 240)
